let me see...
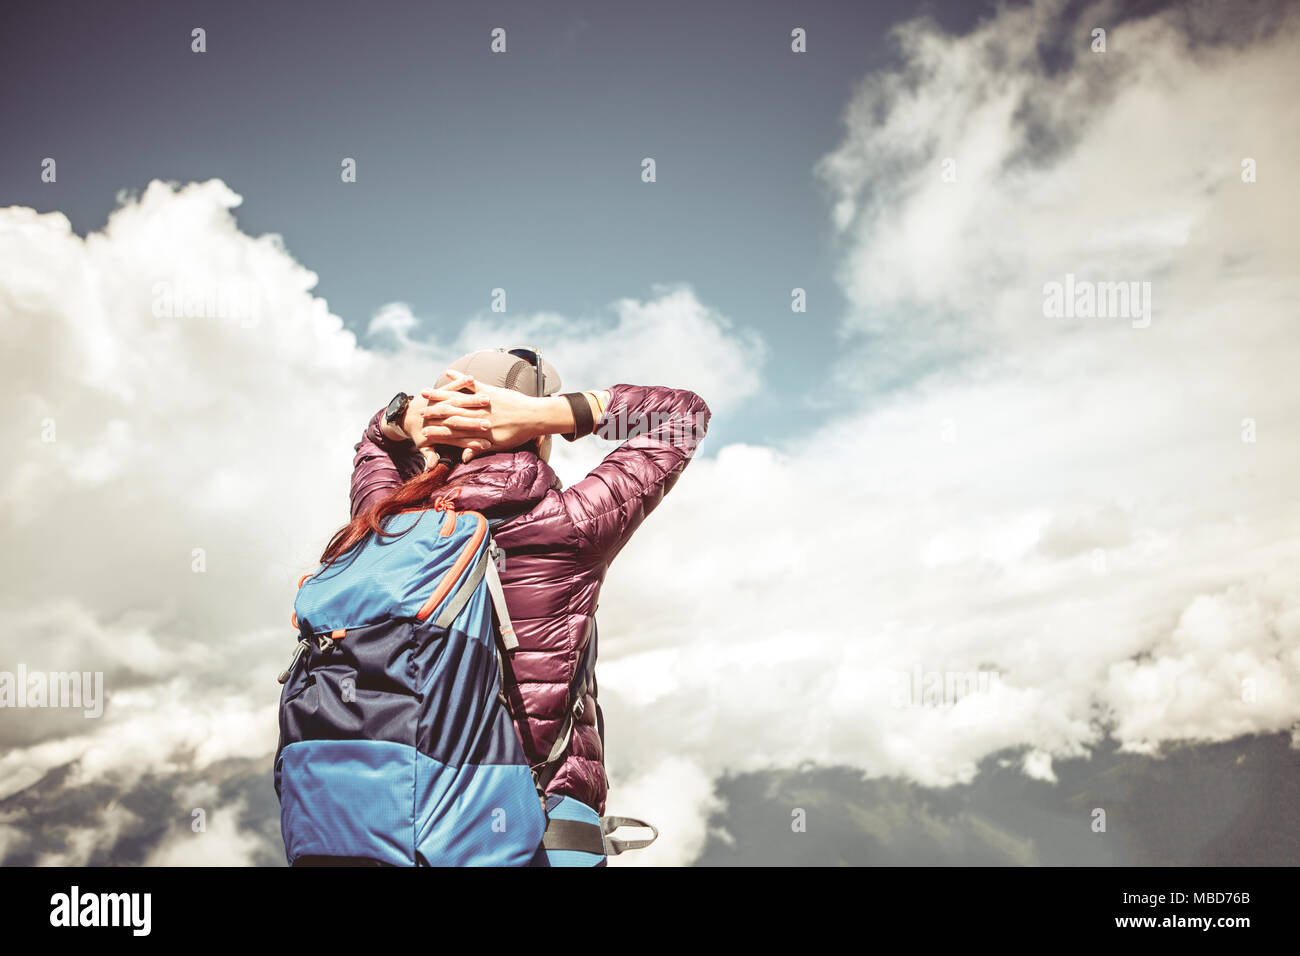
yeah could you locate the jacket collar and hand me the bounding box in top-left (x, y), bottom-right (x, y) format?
top-left (442, 450), bottom-right (560, 517)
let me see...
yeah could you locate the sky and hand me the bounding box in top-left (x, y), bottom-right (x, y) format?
top-left (1, 0), bottom-right (995, 447)
top-left (1, 0), bottom-right (1299, 866)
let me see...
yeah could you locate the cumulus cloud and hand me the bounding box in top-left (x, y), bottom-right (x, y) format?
top-left (144, 797), bottom-right (266, 867)
top-left (0, 179), bottom-right (760, 863)
top-left (366, 284), bottom-right (765, 417)
top-left (593, 0), bottom-right (1300, 852)
top-left (815, 0), bottom-right (1299, 380)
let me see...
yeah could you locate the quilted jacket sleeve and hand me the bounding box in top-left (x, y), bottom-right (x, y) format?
top-left (559, 384), bottom-right (711, 562)
top-left (349, 407), bottom-right (426, 519)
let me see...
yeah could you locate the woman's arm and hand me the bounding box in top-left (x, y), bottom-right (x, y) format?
top-left (560, 384), bottom-right (710, 561)
top-left (349, 406), bottom-right (425, 520)
top-left (418, 383), bottom-right (608, 458)
top-left (423, 382), bottom-right (710, 560)
top-left (349, 372), bottom-right (491, 518)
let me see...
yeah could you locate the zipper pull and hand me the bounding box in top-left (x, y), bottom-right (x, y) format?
top-left (278, 639), bottom-right (311, 684)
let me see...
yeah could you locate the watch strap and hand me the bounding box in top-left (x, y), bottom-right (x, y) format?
top-left (560, 392), bottom-right (595, 442)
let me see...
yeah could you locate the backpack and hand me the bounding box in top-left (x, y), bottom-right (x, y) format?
top-left (274, 490), bottom-right (545, 865)
top-left (274, 489), bottom-right (659, 866)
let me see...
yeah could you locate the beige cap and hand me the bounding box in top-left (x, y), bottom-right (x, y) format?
top-left (434, 348), bottom-right (562, 397)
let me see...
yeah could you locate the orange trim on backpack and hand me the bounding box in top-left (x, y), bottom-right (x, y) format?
top-left (433, 487), bottom-right (462, 510)
top-left (434, 487), bottom-right (463, 537)
top-left (416, 512), bottom-right (487, 621)
top-left (290, 572), bottom-right (312, 629)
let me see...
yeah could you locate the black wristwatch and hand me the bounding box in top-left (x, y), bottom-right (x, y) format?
top-left (384, 392), bottom-right (412, 428)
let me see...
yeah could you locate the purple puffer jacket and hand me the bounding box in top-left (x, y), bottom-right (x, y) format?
top-left (348, 384), bottom-right (710, 814)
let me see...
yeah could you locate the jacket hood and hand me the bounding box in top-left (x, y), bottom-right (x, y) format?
top-left (442, 450), bottom-right (560, 517)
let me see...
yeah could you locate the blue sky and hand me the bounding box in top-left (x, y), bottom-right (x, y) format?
top-left (2, 0), bottom-right (996, 446)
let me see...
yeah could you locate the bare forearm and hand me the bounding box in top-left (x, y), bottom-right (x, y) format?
top-left (531, 390), bottom-right (610, 439)
top-left (415, 383), bottom-right (612, 460)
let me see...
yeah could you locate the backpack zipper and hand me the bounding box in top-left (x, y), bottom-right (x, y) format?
top-left (278, 639), bottom-right (311, 685)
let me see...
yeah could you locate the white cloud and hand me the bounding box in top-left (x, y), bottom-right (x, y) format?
top-left (605, 756), bottom-right (722, 867)
top-left (367, 282), bottom-right (765, 416)
top-left (144, 798), bottom-right (265, 867)
top-left (0, 180), bottom-right (761, 863)
top-left (587, 0), bottom-right (1300, 854)
top-left (33, 803), bottom-right (141, 867)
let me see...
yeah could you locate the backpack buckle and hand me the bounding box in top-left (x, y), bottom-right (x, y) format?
top-left (317, 629), bottom-right (344, 654)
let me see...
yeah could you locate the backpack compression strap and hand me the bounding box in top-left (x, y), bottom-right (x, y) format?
top-left (541, 815), bottom-right (659, 857)
top-left (600, 816), bottom-right (659, 856)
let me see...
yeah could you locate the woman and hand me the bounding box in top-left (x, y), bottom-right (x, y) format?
top-left (338, 347), bottom-right (709, 864)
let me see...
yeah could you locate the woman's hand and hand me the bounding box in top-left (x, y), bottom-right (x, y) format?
top-left (378, 371), bottom-right (492, 448)
top-left (416, 371), bottom-right (492, 438)
top-left (420, 374), bottom-right (582, 462)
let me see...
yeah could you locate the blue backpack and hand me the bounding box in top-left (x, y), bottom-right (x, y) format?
top-left (274, 495), bottom-right (547, 866)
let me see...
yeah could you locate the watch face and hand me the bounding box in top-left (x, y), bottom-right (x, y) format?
top-left (385, 392), bottom-right (409, 422)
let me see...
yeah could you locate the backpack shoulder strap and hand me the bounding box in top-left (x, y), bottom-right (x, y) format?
top-left (431, 546), bottom-right (489, 629)
top-left (429, 528), bottom-right (517, 653)
top-left (531, 622), bottom-right (597, 790)
top-left (483, 539), bottom-right (517, 648)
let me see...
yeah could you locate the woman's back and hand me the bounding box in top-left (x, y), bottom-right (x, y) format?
top-left (350, 383), bottom-right (710, 814)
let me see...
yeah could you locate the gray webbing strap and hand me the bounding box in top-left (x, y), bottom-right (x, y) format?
top-left (532, 711), bottom-right (577, 793)
top-left (532, 624), bottom-right (597, 788)
top-left (534, 666), bottom-right (590, 783)
top-left (600, 816), bottom-right (659, 856)
top-left (541, 705), bottom-right (578, 766)
top-left (432, 548), bottom-right (489, 629)
top-left (541, 818), bottom-right (606, 855)
top-left (484, 543), bottom-right (518, 650)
